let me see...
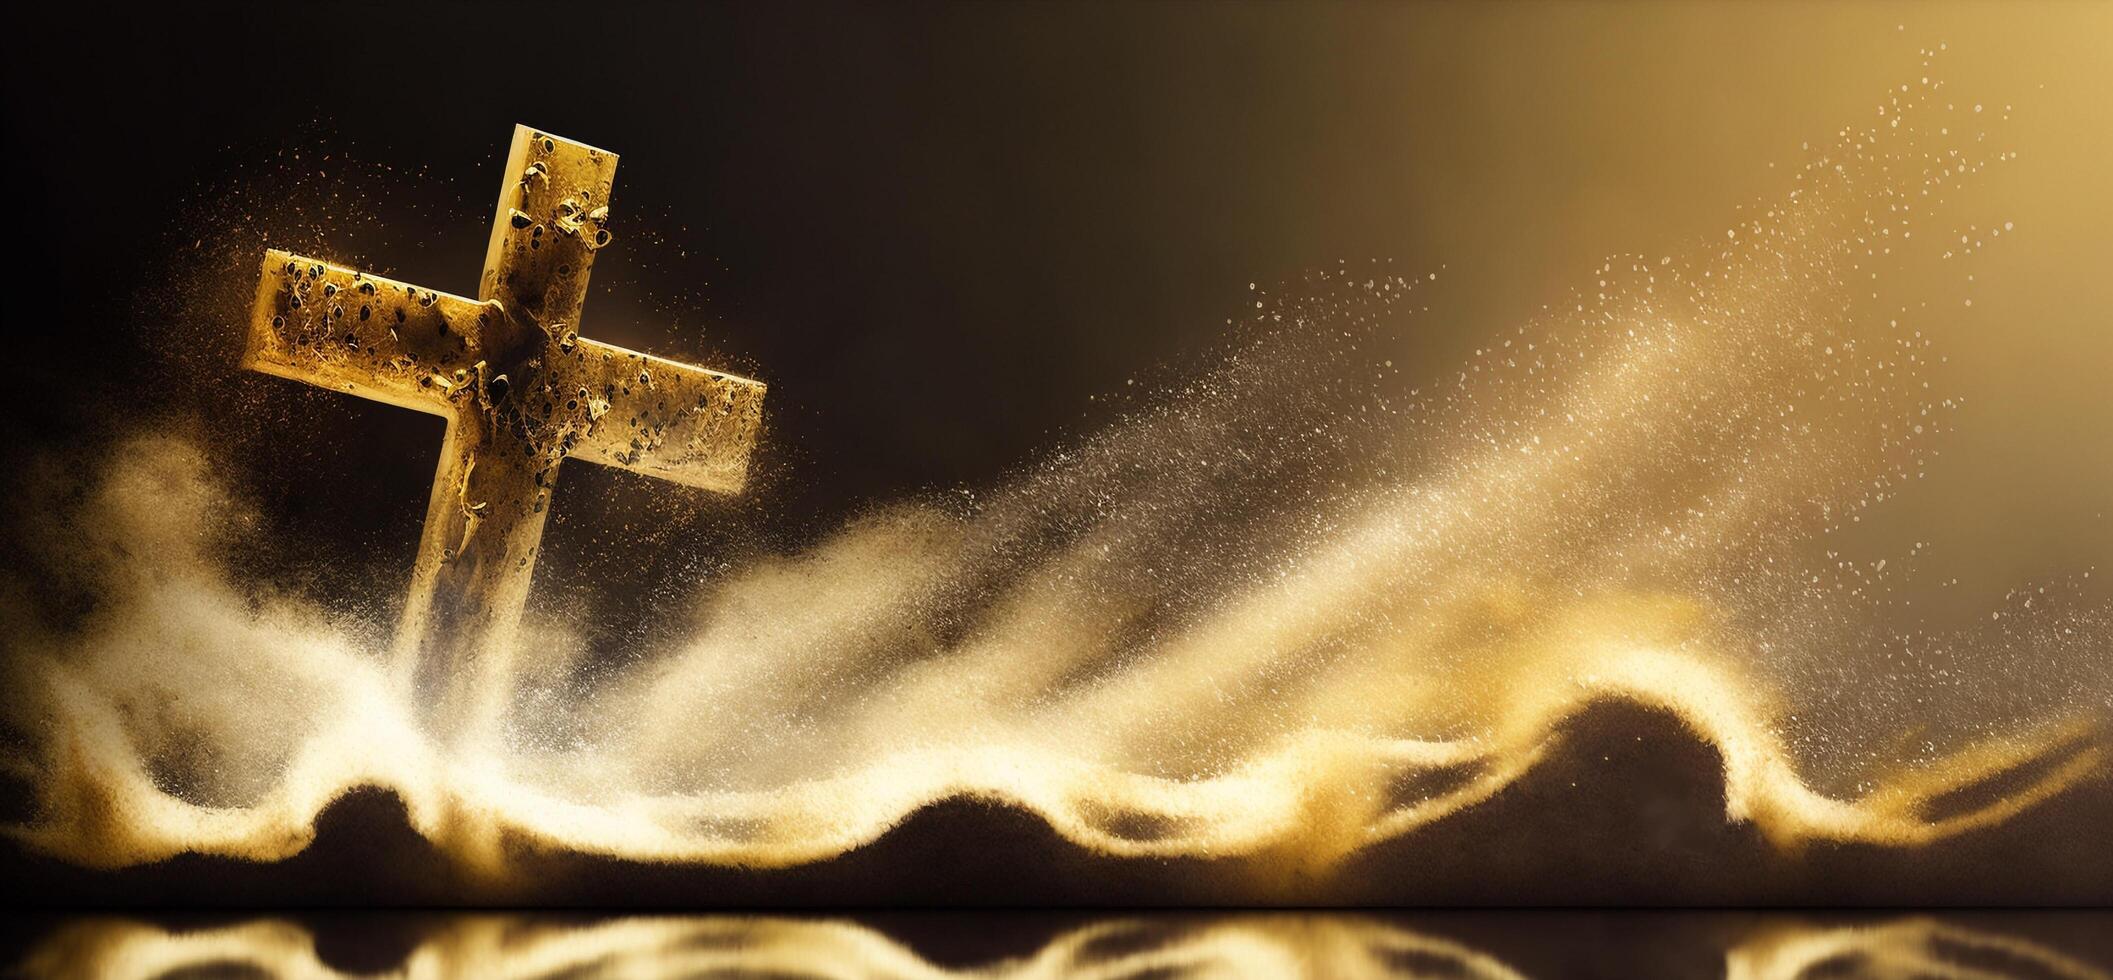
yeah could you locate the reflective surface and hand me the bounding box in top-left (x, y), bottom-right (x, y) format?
top-left (7, 912), bottom-right (2110, 979)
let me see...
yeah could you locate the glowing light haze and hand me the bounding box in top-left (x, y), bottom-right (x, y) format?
top-left (1, 55), bottom-right (2106, 878)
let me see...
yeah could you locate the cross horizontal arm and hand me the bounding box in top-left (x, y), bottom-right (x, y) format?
top-left (244, 249), bottom-right (490, 416)
top-left (555, 338), bottom-right (767, 494)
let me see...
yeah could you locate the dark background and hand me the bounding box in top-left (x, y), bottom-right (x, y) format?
top-left (3, 2), bottom-right (2110, 906)
top-left (6, 1), bottom-right (2109, 617)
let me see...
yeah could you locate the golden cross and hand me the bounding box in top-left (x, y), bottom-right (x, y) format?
top-left (244, 125), bottom-right (766, 745)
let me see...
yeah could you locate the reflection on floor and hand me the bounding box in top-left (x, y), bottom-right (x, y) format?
top-left (7, 911), bottom-right (2110, 979)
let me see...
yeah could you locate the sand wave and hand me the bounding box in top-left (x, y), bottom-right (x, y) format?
top-left (6, 543), bottom-right (2101, 873)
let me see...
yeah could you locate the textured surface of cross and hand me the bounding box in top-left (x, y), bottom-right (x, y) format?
top-left (244, 125), bottom-right (767, 745)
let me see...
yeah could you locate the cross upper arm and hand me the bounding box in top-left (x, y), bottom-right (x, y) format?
top-left (555, 338), bottom-right (767, 494)
top-left (244, 249), bottom-right (490, 415)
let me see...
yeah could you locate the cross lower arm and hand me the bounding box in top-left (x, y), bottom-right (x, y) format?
top-left (244, 249), bottom-right (489, 416)
top-left (556, 339), bottom-right (767, 494)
